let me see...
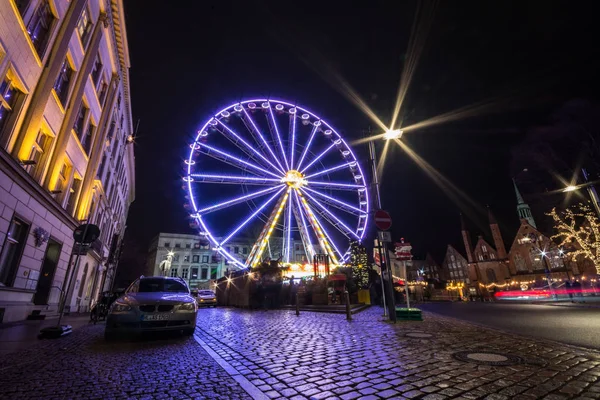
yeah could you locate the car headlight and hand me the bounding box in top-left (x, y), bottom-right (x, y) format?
top-left (180, 303), bottom-right (196, 311)
top-left (111, 303), bottom-right (131, 312)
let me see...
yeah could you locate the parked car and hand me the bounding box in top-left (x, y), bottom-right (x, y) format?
top-left (196, 290), bottom-right (217, 307)
top-left (104, 276), bottom-right (197, 340)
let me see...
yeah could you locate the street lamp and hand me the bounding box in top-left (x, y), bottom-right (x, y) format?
top-left (383, 129), bottom-right (403, 141)
top-left (563, 185), bottom-right (578, 193)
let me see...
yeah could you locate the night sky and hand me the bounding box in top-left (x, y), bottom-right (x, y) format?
top-left (122, 1), bottom-right (600, 268)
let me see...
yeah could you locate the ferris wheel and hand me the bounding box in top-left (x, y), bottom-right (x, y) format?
top-left (184, 99), bottom-right (370, 269)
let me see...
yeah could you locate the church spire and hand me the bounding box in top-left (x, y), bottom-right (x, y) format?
top-left (487, 206), bottom-right (507, 259)
top-left (512, 179), bottom-right (537, 228)
top-left (460, 213), bottom-right (474, 263)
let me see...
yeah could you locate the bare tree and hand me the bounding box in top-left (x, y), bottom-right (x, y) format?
top-left (548, 202), bottom-right (600, 274)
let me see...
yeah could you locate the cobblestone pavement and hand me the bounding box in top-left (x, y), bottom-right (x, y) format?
top-left (0, 325), bottom-right (250, 400)
top-left (194, 307), bottom-right (600, 400)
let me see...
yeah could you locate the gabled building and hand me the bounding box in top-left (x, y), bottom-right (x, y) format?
top-left (410, 253), bottom-right (441, 281)
top-left (442, 245), bottom-right (469, 284)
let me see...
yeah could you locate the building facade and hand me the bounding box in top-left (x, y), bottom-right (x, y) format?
top-left (147, 233), bottom-right (256, 290)
top-left (0, 0), bottom-right (134, 322)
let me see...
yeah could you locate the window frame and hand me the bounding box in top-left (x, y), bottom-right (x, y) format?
top-left (0, 215), bottom-right (31, 287)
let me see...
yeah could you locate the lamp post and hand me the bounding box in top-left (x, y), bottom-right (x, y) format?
top-left (562, 168), bottom-right (600, 219)
top-left (368, 129), bottom-right (402, 322)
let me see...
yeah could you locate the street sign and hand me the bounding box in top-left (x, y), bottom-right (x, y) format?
top-left (378, 231), bottom-right (392, 243)
top-left (374, 209), bottom-right (392, 231)
top-left (395, 240), bottom-right (413, 261)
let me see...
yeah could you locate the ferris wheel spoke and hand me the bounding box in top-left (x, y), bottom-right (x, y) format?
top-left (220, 186), bottom-right (286, 245)
top-left (195, 185), bottom-right (284, 215)
top-left (216, 120), bottom-right (286, 175)
top-left (283, 190), bottom-right (293, 263)
top-left (301, 189), bottom-right (360, 240)
top-left (194, 142), bottom-right (282, 179)
top-left (289, 112), bottom-right (297, 170)
top-left (299, 143), bottom-right (336, 174)
top-left (302, 186), bottom-right (367, 216)
top-left (291, 190), bottom-right (316, 262)
top-left (296, 124), bottom-right (319, 172)
top-left (307, 181), bottom-right (366, 191)
top-left (304, 162), bottom-right (356, 180)
top-left (241, 109), bottom-right (286, 172)
top-left (267, 105), bottom-right (290, 170)
top-left (190, 173), bottom-right (281, 185)
top-left (297, 193), bottom-right (343, 264)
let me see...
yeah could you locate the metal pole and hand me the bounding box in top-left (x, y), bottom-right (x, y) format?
top-left (582, 168), bottom-right (600, 219)
top-left (403, 261), bottom-right (411, 310)
top-left (295, 293), bottom-right (300, 316)
top-left (376, 239), bottom-right (387, 316)
top-left (345, 290), bottom-right (351, 320)
top-left (382, 243), bottom-right (397, 322)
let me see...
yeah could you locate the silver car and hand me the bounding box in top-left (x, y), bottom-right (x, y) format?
top-left (196, 290), bottom-right (217, 307)
top-left (105, 276), bottom-right (197, 340)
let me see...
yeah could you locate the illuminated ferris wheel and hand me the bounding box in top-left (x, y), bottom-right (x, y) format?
top-left (184, 99), bottom-right (369, 269)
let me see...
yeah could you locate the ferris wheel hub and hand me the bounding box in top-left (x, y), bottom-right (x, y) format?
top-left (281, 170), bottom-right (307, 189)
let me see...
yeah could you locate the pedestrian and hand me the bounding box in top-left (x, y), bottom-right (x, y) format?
top-left (565, 280), bottom-right (573, 301)
top-left (289, 275), bottom-right (297, 305)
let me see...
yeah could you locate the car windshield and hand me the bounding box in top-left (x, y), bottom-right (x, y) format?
top-left (199, 290), bottom-right (215, 296)
top-left (138, 278), bottom-right (188, 293)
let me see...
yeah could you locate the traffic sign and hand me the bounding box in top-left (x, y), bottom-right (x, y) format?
top-left (374, 209), bottom-right (392, 231)
top-left (378, 231), bottom-right (392, 243)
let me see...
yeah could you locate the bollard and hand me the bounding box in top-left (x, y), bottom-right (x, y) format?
top-left (296, 293), bottom-right (300, 316)
top-left (345, 291), bottom-right (351, 320)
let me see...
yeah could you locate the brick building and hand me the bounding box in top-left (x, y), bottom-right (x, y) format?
top-left (0, 0), bottom-right (134, 322)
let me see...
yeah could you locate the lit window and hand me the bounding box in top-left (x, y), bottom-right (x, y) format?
top-left (0, 74), bottom-right (22, 135)
top-left (24, 130), bottom-right (51, 178)
top-left (183, 255), bottom-right (190, 262)
top-left (76, 8), bottom-right (93, 47)
top-left (191, 268), bottom-right (198, 279)
top-left (27, 0), bottom-right (55, 58)
top-left (53, 58), bottom-right (73, 106)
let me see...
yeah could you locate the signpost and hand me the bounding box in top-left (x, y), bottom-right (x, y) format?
top-left (374, 210), bottom-right (392, 231)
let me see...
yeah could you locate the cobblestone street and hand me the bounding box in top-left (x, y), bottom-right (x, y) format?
top-left (0, 325), bottom-right (250, 400)
top-left (194, 307), bottom-right (600, 400)
top-left (1, 308), bottom-right (600, 399)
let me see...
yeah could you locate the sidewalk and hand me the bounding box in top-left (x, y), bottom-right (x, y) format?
top-left (0, 314), bottom-right (91, 356)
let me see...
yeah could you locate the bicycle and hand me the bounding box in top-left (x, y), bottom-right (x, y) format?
top-left (90, 301), bottom-right (108, 324)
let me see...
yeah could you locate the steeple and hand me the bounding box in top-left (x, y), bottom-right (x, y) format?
top-left (487, 206), bottom-right (507, 259)
top-left (512, 179), bottom-right (537, 228)
top-left (460, 213), bottom-right (474, 263)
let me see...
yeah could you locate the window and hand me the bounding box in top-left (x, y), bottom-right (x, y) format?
top-left (192, 255), bottom-right (199, 263)
top-left (0, 216), bottom-right (30, 286)
top-left (234, 246), bottom-right (239, 254)
top-left (53, 58), bottom-right (73, 106)
top-left (97, 79), bottom-right (108, 104)
top-left (242, 247), bottom-right (248, 255)
top-left (482, 245), bottom-right (487, 252)
top-left (170, 267), bottom-right (178, 277)
top-left (202, 255), bottom-right (209, 263)
top-left (175, 243), bottom-right (181, 248)
top-left (91, 54), bottom-right (103, 87)
top-left (163, 242), bottom-right (170, 248)
top-left (81, 123), bottom-right (95, 155)
top-left (200, 268), bottom-right (208, 280)
top-left (191, 268), bottom-right (198, 279)
top-left (173, 254), bottom-right (179, 262)
top-left (183, 255), bottom-right (190, 262)
top-left (66, 176), bottom-right (82, 214)
top-left (210, 267), bottom-right (218, 280)
top-left (73, 104), bottom-right (88, 142)
top-left (450, 255), bottom-right (455, 262)
top-left (27, 0), bottom-right (55, 58)
top-left (54, 162), bottom-right (70, 196)
top-left (181, 268), bottom-right (189, 279)
top-left (15, 0), bottom-right (31, 16)
top-left (76, 8), bottom-right (93, 47)
top-left (194, 242), bottom-right (200, 249)
top-left (0, 74), bottom-right (22, 135)
top-left (485, 268), bottom-right (497, 284)
top-left (24, 130), bottom-right (50, 177)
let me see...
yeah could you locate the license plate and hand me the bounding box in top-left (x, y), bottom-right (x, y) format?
top-left (142, 314), bottom-right (170, 321)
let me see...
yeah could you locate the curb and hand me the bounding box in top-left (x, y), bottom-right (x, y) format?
top-left (193, 332), bottom-right (268, 400)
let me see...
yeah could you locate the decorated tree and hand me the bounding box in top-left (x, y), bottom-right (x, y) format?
top-left (548, 202), bottom-right (600, 274)
top-left (349, 240), bottom-right (369, 289)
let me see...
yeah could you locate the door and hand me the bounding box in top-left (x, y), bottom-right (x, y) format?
top-left (33, 239), bottom-right (62, 305)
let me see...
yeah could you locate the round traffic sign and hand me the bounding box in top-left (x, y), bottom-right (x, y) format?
top-left (374, 209), bottom-right (392, 231)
